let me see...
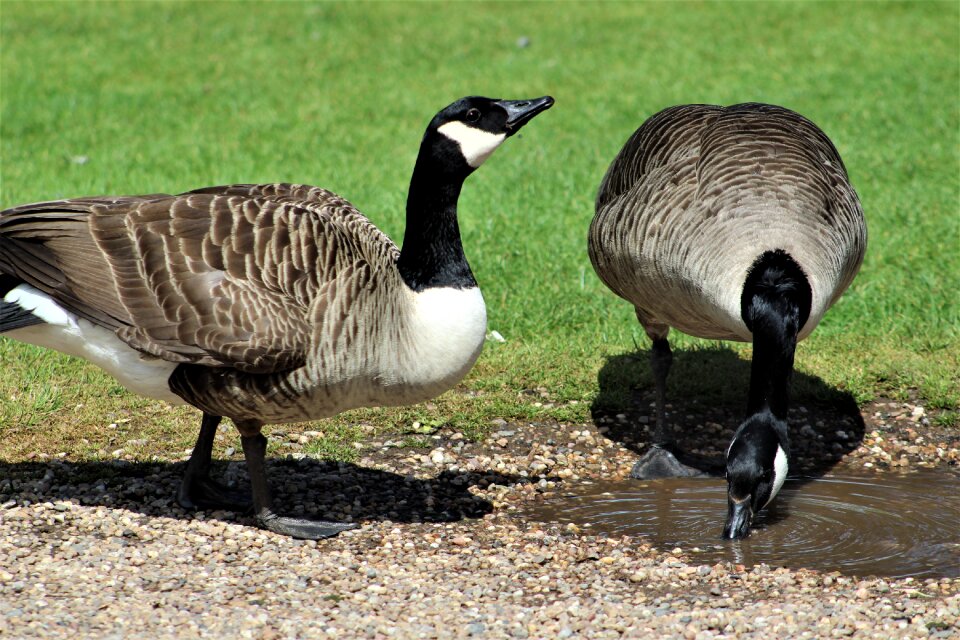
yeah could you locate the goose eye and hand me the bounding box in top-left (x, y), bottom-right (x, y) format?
top-left (465, 108), bottom-right (481, 123)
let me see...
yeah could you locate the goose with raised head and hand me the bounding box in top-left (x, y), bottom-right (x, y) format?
top-left (0, 94), bottom-right (554, 539)
top-left (588, 102), bottom-right (866, 539)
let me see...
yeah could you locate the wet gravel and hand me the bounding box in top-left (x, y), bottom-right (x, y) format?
top-left (1, 398), bottom-right (958, 638)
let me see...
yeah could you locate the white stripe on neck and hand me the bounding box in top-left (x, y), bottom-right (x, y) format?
top-left (765, 444), bottom-right (789, 507)
top-left (437, 121), bottom-right (506, 168)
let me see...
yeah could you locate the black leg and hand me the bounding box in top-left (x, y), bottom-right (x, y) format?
top-left (630, 331), bottom-right (708, 479)
top-left (178, 412), bottom-right (252, 511)
top-left (240, 431), bottom-right (357, 540)
top-left (650, 336), bottom-right (673, 446)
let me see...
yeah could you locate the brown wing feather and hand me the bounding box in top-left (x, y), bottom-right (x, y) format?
top-left (0, 184), bottom-right (401, 373)
top-left (0, 202), bottom-right (137, 329)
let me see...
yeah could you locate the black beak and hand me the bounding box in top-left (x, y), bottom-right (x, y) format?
top-left (723, 496), bottom-right (753, 540)
top-left (496, 96), bottom-right (554, 134)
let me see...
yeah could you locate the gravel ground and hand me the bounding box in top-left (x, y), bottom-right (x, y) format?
top-left (1, 397), bottom-right (958, 639)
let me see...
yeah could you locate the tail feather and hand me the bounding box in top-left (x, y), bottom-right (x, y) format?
top-left (0, 298), bottom-right (45, 332)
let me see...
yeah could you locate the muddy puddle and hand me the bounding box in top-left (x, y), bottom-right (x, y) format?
top-left (525, 468), bottom-right (960, 579)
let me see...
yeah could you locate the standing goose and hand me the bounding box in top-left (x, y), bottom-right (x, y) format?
top-left (588, 103), bottom-right (866, 539)
top-left (0, 94), bottom-right (554, 540)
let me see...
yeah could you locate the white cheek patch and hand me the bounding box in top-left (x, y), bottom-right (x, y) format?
top-left (765, 444), bottom-right (789, 507)
top-left (437, 121), bottom-right (506, 168)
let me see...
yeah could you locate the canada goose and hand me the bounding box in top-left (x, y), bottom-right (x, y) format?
top-left (0, 94), bottom-right (554, 539)
top-left (588, 103), bottom-right (866, 539)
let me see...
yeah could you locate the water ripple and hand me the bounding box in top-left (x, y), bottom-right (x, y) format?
top-left (525, 468), bottom-right (960, 578)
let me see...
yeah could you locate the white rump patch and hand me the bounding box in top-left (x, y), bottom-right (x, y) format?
top-left (402, 286), bottom-right (487, 388)
top-left (437, 121), bottom-right (507, 168)
top-left (765, 444), bottom-right (789, 507)
top-left (3, 284), bottom-right (183, 404)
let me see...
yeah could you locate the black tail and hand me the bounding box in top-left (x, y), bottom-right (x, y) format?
top-left (740, 250), bottom-right (812, 419)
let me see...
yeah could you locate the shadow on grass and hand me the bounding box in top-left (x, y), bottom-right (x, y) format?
top-left (591, 345), bottom-right (865, 480)
top-left (0, 456), bottom-right (526, 532)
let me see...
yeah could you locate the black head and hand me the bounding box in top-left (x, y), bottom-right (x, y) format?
top-left (421, 96), bottom-right (554, 175)
top-left (723, 409), bottom-right (790, 539)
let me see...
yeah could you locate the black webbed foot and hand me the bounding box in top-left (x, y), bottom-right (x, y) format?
top-left (630, 445), bottom-right (711, 479)
top-left (238, 430), bottom-right (357, 539)
top-left (178, 412), bottom-right (253, 512)
top-left (256, 510), bottom-right (358, 540)
top-left (177, 475), bottom-right (253, 512)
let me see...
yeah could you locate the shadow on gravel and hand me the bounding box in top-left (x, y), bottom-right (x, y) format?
top-left (591, 345), bottom-right (865, 481)
top-left (0, 457), bottom-right (526, 530)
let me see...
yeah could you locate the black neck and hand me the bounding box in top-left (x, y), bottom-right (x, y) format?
top-left (396, 139), bottom-right (476, 291)
top-left (746, 298), bottom-right (798, 419)
top-left (741, 250), bottom-right (812, 421)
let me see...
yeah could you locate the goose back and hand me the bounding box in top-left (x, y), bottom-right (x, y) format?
top-left (589, 103), bottom-right (866, 341)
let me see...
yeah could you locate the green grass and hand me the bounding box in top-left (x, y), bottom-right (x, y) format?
top-left (1, 1), bottom-right (957, 459)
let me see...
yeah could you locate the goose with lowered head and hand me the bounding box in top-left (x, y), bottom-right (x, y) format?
top-left (588, 102), bottom-right (866, 539)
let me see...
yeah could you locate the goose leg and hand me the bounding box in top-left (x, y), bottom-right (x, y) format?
top-left (631, 327), bottom-right (707, 479)
top-left (650, 336), bottom-right (673, 446)
top-left (239, 427), bottom-right (357, 540)
top-left (178, 412), bottom-right (252, 511)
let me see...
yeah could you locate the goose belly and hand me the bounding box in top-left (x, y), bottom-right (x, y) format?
top-left (3, 285), bottom-right (183, 404)
top-left (632, 272), bottom-right (751, 342)
top-left (593, 200), bottom-right (855, 342)
top-left (239, 286), bottom-right (489, 422)
top-left (594, 239), bottom-right (752, 341)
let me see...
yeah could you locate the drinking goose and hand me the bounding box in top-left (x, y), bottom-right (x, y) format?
top-left (588, 102), bottom-right (866, 539)
top-left (0, 94), bottom-right (554, 539)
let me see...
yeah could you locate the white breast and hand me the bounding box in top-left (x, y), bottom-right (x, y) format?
top-left (4, 285), bottom-right (183, 404)
top-left (399, 286), bottom-right (487, 389)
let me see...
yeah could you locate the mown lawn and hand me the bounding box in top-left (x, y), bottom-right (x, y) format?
top-left (1, 1), bottom-right (957, 460)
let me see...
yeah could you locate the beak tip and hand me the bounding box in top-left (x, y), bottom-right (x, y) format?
top-left (724, 499), bottom-right (753, 540)
top-left (722, 525), bottom-right (751, 540)
top-left (502, 96), bottom-right (555, 131)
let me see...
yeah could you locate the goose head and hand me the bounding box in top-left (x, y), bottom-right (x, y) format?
top-left (723, 409), bottom-right (790, 539)
top-left (424, 96), bottom-right (554, 174)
